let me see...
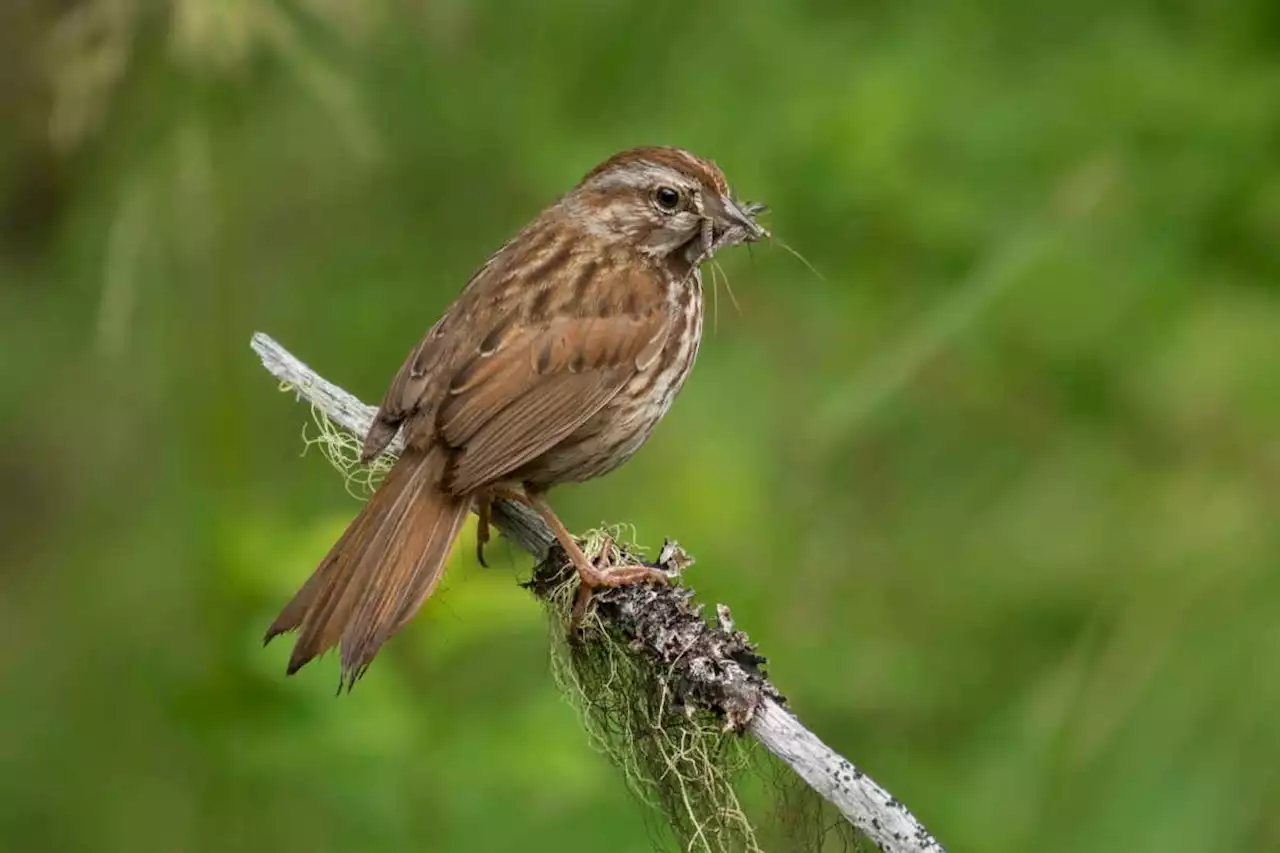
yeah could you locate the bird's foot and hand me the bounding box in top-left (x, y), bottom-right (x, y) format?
top-left (570, 535), bottom-right (668, 625)
top-left (522, 494), bottom-right (668, 627)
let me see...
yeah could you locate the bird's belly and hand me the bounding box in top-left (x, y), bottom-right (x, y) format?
top-left (523, 368), bottom-right (685, 486)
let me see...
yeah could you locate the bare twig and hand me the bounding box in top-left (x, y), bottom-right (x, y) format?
top-left (250, 331), bottom-right (945, 853)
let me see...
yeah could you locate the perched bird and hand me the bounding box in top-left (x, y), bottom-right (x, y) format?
top-left (265, 146), bottom-right (768, 688)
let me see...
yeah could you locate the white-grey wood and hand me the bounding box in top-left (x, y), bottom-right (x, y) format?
top-left (751, 699), bottom-right (942, 851)
top-left (250, 331), bottom-right (946, 853)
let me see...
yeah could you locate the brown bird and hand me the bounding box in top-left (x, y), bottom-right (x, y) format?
top-left (265, 146), bottom-right (768, 688)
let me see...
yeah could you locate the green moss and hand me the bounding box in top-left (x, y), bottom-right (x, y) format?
top-left (295, 392), bottom-right (393, 500)
top-left (542, 530), bottom-right (764, 853)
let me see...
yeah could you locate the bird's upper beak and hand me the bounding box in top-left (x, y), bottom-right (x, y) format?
top-left (706, 193), bottom-right (769, 243)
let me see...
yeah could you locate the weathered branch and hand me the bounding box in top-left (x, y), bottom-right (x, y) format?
top-left (250, 331), bottom-right (945, 853)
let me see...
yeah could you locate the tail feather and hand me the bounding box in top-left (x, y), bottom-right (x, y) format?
top-left (265, 448), bottom-right (468, 689)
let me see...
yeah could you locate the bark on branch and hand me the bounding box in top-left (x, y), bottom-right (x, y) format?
top-left (250, 331), bottom-right (945, 853)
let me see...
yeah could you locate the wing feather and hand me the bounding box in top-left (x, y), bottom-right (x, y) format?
top-left (437, 312), bottom-right (667, 493)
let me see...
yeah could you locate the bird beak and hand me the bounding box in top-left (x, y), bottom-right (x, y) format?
top-left (707, 194), bottom-right (769, 243)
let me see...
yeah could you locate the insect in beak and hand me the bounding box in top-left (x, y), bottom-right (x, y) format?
top-left (723, 197), bottom-right (770, 242)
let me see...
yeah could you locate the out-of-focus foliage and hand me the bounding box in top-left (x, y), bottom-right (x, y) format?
top-left (2, 0), bottom-right (1279, 851)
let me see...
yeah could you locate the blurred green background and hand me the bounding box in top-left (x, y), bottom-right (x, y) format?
top-left (3, 1), bottom-right (1280, 851)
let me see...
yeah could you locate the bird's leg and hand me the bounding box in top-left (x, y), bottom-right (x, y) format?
top-left (524, 494), bottom-right (668, 622)
top-left (475, 487), bottom-right (537, 566)
top-left (474, 496), bottom-right (492, 568)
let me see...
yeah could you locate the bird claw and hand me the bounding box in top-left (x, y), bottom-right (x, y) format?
top-left (570, 535), bottom-right (669, 626)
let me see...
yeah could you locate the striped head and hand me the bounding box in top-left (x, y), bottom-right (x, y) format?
top-left (566, 146), bottom-right (768, 264)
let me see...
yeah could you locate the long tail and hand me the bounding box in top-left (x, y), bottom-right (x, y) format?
top-left (264, 448), bottom-right (468, 689)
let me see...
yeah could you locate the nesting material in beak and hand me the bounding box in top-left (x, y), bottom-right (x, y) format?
top-left (705, 194), bottom-right (769, 250)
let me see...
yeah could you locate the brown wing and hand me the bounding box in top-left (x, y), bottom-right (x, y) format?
top-left (359, 212), bottom-right (671, 478)
top-left (436, 311), bottom-right (670, 494)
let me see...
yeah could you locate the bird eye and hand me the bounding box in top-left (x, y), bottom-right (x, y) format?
top-left (654, 186), bottom-right (681, 212)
